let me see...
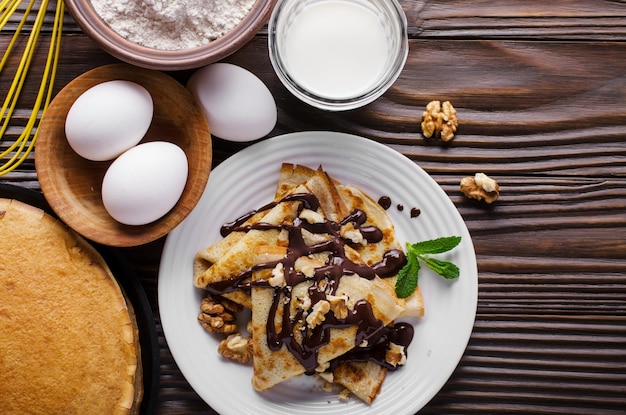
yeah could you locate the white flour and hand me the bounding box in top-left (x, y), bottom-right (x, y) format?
top-left (90, 0), bottom-right (256, 50)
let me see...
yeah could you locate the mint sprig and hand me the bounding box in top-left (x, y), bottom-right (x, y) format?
top-left (395, 236), bottom-right (461, 298)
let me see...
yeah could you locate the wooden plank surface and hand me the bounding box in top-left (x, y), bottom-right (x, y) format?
top-left (1, 0), bottom-right (625, 414)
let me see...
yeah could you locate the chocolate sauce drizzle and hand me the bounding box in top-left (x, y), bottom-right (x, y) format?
top-left (377, 195), bottom-right (392, 210)
top-left (378, 195), bottom-right (422, 219)
top-left (207, 192), bottom-right (413, 374)
top-left (329, 321), bottom-right (414, 371)
top-left (220, 193), bottom-right (320, 237)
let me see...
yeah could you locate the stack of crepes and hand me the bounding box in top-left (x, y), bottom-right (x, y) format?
top-left (0, 198), bottom-right (142, 414)
top-left (193, 163), bottom-right (424, 403)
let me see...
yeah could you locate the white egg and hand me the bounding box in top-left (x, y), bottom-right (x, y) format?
top-left (101, 141), bottom-right (188, 226)
top-left (187, 63), bottom-right (277, 142)
top-left (65, 80), bottom-right (153, 161)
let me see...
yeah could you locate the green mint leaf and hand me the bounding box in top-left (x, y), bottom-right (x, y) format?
top-left (395, 252), bottom-right (420, 298)
top-left (407, 236), bottom-right (462, 255)
top-left (421, 257), bottom-right (460, 280)
top-left (395, 236), bottom-right (462, 298)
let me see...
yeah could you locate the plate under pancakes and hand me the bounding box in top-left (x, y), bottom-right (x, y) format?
top-left (0, 195), bottom-right (143, 414)
top-left (159, 132), bottom-right (478, 415)
top-left (193, 163), bottom-right (423, 399)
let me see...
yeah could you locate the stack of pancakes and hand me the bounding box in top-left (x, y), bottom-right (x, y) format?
top-left (0, 199), bottom-right (142, 414)
top-left (194, 164), bottom-right (423, 403)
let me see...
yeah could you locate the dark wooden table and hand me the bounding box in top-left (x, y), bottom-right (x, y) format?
top-left (2, 1), bottom-right (626, 414)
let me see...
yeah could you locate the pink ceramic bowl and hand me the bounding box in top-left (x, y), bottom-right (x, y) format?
top-left (65, 0), bottom-right (277, 70)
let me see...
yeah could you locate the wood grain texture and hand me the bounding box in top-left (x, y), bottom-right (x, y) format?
top-left (2, 0), bottom-right (626, 414)
top-left (404, 0), bottom-right (626, 40)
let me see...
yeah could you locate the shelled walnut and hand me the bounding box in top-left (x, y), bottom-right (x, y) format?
top-left (421, 100), bottom-right (458, 142)
top-left (198, 294), bottom-right (242, 334)
top-left (306, 300), bottom-right (330, 329)
top-left (218, 333), bottom-right (253, 363)
top-left (385, 342), bottom-right (407, 368)
top-left (460, 173), bottom-right (500, 203)
top-left (328, 295), bottom-right (349, 319)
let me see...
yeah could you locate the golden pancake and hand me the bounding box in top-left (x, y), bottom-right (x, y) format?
top-left (0, 198), bottom-right (142, 414)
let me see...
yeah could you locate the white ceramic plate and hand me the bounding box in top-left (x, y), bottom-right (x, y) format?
top-left (158, 131), bottom-right (478, 414)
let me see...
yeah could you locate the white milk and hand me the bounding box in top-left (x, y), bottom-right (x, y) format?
top-left (283, 0), bottom-right (389, 100)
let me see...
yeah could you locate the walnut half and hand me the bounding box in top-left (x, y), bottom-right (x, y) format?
top-left (218, 333), bottom-right (253, 364)
top-left (198, 294), bottom-right (242, 334)
top-left (460, 173), bottom-right (500, 203)
top-left (421, 100), bottom-right (458, 142)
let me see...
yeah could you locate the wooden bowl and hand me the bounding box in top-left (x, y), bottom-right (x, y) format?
top-left (64, 0), bottom-right (277, 71)
top-left (36, 63), bottom-right (212, 247)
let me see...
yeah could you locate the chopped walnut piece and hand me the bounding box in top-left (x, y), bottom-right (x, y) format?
top-left (460, 173), bottom-right (500, 204)
top-left (338, 388), bottom-right (351, 401)
top-left (327, 294), bottom-right (349, 319)
top-left (268, 262), bottom-right (285, 287)
top-left (421, 100), bottom-right (458, 142)
top-left (218, 333), bottom-right (253, 364)
top-left (198, 294), bottom-right (242, 334)
top-left (306, 300), bottom-right (330, 329)
top-left (385, 342), bottom-right (407, 367)
top-left (340, 222), bottom-right (365, 245)
top-left (301, 228), bottom-right (329, 246)
top-left (318, 278), bottom-right (328, 293)
top-left (295, 294), bottom-right (312, 312)
top-left (300, 208), bottom-right (325, 224)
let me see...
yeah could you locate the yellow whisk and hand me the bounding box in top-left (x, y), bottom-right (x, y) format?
top-left (0, 0), bottom-right (63, 176)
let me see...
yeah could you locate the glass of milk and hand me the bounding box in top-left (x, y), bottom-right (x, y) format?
top-left (268, 0), bottom-right (408, 111)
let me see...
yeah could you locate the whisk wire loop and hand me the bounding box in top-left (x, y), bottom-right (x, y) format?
top-left (0, 0), bottom-right (63, 176)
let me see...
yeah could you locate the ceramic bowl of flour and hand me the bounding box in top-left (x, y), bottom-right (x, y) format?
top-left (65, 0), bottom-right (277, 70)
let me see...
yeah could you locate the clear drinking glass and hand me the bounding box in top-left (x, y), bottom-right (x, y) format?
top-left (268, 0), bottom-right (408, 111)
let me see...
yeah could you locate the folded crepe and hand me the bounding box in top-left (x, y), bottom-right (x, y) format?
top-left (249, 246), bottom-right (406, 391)
top-left (194, 163), bottom-right (423, 403)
